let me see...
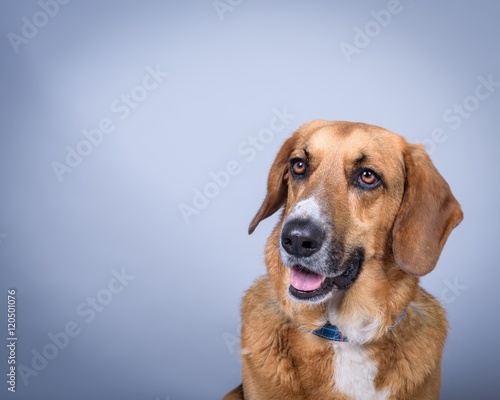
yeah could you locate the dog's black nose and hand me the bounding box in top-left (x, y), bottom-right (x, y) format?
top-left (281, 219), bottom-right (325, 257)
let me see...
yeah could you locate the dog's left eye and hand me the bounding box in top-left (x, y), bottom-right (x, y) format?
top-left (291, 158), bottom-right (308, 177)
top-left (357, 169), bottom-right (381, 188)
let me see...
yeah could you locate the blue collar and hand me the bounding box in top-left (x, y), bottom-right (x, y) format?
top-left (312, 309), bottom-right (407, 342)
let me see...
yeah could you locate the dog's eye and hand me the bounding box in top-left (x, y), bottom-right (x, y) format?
top-left (291, 159), bottom-right (307, 176)
top-left (357, 169), bottom-right (380, 188)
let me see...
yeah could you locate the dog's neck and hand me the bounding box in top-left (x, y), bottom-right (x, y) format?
top-left (314, 259), bottom-right (418, 344)
top-left (312, 308), bottom-right (407, 342)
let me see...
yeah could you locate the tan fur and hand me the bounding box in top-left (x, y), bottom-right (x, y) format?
top-left (224, 121), bottom-right (463, 400)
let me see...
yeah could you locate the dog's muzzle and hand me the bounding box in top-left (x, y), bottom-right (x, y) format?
top-left (280, 218), bottom-right (364, 302)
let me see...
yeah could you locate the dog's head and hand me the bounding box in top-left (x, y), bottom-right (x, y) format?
top-left (249, 121), bottom-right (463, 312)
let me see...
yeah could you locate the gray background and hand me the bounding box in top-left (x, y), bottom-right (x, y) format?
top-left (0, 0), bottom-right (499, 399)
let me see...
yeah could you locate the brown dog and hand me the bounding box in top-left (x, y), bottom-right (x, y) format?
top-left (224, 121), bottom-right (463, 400)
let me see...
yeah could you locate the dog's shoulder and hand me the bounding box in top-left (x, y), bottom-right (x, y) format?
top-left (371, 288), bottom-right (448, 399)
top-left (240, 276), bottom-right (291, 348)
top-left (240, 276), bottom-right (337, 398)
top-left (241, 275), bottom-right (278, 315)
top-left (403, 288), bottom-right (448, 344)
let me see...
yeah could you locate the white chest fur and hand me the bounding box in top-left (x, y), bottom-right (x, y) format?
top-left (333, 342), bottom-right (390, 400)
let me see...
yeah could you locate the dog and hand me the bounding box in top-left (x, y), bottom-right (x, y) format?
top-left (224, 121), bottom-right (463, 400)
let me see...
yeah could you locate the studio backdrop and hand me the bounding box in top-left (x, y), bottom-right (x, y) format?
top-left (0, 1), bottom-right (499, 399)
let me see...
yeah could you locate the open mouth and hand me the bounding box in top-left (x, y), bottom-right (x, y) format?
top-left (288, 251), bottom-right (363, 301)
top-left (289, 266), bottom-right (336, 301)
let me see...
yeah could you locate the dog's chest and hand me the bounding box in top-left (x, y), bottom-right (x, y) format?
top-left (332, 342), bottom-right (390, 400)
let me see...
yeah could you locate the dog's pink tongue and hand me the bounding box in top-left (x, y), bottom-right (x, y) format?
top-left (290, 266), bottom-right (323, 291)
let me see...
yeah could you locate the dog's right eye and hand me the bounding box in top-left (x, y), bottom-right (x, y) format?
top-left (355, 168), bottom-right (382, 190)
top-left (291, 158), bottom-right (308, 177)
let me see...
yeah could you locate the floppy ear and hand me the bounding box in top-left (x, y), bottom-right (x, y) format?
top-left (392, 144), bottom-right (463, 276)
top-left (248, 136), bottom-right (297, 234)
